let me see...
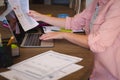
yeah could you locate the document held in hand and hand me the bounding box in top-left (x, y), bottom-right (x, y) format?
top-left (8, 0), bottom-right (39, 31)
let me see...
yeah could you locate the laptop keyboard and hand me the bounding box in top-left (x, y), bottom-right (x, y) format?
top-left (24, 33), bottom-right (42, 46)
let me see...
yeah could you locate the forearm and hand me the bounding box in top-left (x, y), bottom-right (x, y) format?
top-left (40, 32), bottom-right (89, 48)
top-left (63, 33), bottom-right (89, 49)
top-left (40, 14), bottom-right (66, 28)
top-left (28, 10), bottom-right (66, 27)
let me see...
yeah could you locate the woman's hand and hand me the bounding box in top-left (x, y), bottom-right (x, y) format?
top-left (28, 10), bottom-right (66, 27)
top-left (28, 10), bottom-right (44, 21)
top-left (40, 32), bottom-right (89, 48)
top-left (40, 32), bottom-right (66, 40)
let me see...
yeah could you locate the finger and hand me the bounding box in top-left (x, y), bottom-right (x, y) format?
top-left (40, 34), bottom-right (50, 39)
top-left (39, 33), bottom-right (54, 40)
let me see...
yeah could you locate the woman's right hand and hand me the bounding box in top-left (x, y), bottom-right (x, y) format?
top-left (28, 10), bottom-right (44, 21)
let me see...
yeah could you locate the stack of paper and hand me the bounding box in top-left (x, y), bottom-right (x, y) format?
top-left (0, 50), bottom-right (83, 80)
top-left (43, 26), bottom-right (85, 33)
top-left (43, 26), bottom-right (61, 33)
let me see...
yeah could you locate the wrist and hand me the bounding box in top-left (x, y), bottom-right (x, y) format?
top-left (62, 32), bottom-right (71, 39)
top-left (40, 14), bottom-right (49, 22)
top-left (38, 14), bottom-right (45, 21)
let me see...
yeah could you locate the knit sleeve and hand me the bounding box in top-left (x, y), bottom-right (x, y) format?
top-left (65, 9), bottom-right (92, 31)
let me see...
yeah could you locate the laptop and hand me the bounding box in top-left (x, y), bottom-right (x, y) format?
top-left (5, 11), bottom-right (54, 47)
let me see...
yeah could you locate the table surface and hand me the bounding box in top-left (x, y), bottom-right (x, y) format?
top-left (0, 21), bottom-right (94, 80)
top-left (0, 38), bottom-right (94, 80)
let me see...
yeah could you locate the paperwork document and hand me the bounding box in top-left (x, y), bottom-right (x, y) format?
top-left (43, 26), bottom-right (85, 33)
top-left (0, 64), bottom-right (83, 80)
top-left (8, 0), bottom-right (39, 31)
top-left (0, 50), bottom-right (83, 80)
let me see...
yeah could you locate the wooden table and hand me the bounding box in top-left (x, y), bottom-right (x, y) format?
top-left (0, 19), bottom-right (94, 80)
top-left (0, 38), bottom-right (94, 80)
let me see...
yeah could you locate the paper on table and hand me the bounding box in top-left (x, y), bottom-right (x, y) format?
top-left (8, 0), bottom-right (39, 31)
top-left (43, 26), bottom-right (60, 33)
top-left (0, 70), bottom-right (38, 80)
top-left (41, 64), bottom-right (83, 80)
top-left (8, 50), bottom-right (82, 79)
top-left (0, 64), bottom-right (83, 80)
top-left (43, 26), bottom-right (85, 33)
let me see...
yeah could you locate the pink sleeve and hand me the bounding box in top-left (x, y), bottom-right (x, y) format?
top-left (88, 17), bottom-right (120, 53)
top-left (65, 0), bottom-right (97, 31)
top-left (65, 9), bottom-right (92, 30)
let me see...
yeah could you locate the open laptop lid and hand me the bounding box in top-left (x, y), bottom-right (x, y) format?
top-left (5, 10), bottom-right (25, 45)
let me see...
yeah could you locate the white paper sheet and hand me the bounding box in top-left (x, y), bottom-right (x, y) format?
top-left (43, 26), bottom-right (85, 33)
top-left (8, 50), bottom-right (82, 79)
top-left (43, 26), bottom-right (60, 33)
top-left (8, 0), bottom-right (39, 31)
top-left (0, 50), bottom-right (83, 80)
top-left (42, 64), bottom-right (83, 80)
top-left (0, 64), bottom-right (83, 80)
top-left (0, 70), bottom-right (38, 80)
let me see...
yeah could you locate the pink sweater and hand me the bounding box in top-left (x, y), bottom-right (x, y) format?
top-left (66, 0), bottom-right (120, 80)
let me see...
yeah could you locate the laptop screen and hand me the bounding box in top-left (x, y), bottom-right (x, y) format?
top-left (5, 10), bottom-right (25, 44)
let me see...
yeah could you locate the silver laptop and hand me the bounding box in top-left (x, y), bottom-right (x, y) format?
top-left (5, 11), bottom-right (54, 47)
